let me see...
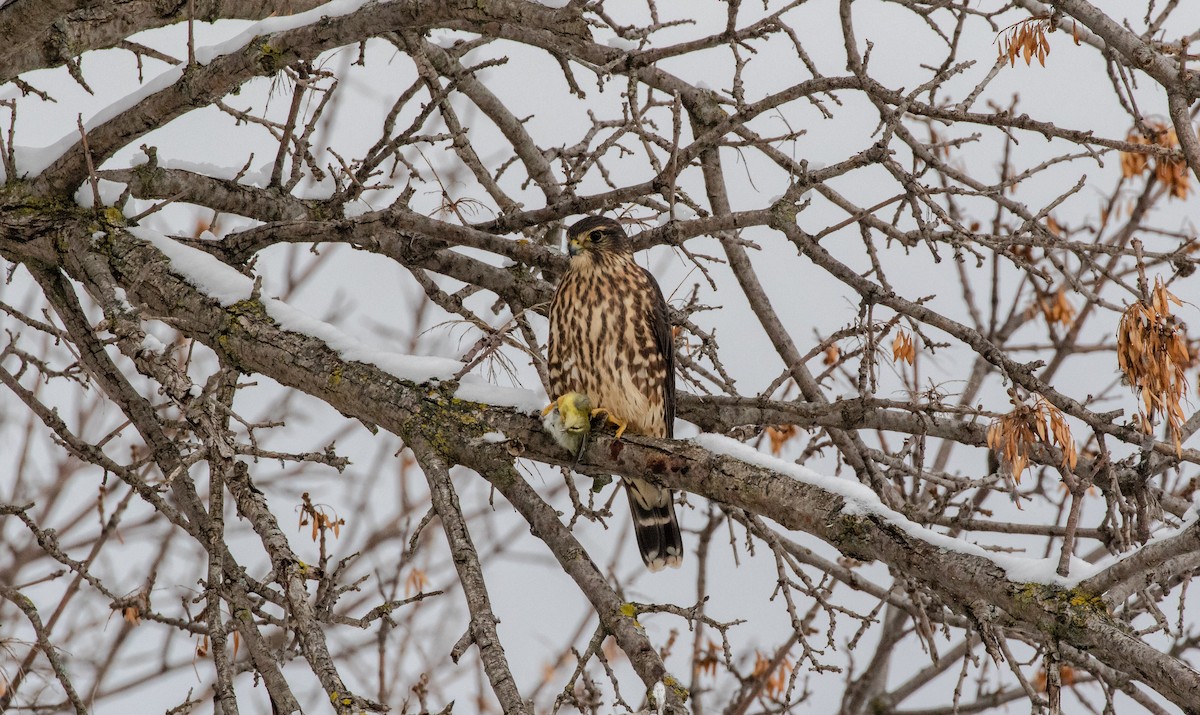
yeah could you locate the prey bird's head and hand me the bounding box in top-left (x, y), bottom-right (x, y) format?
top-left (543, 392), bottom-right (593, 466)
top-left (555, 392), bottom-right (593, 435)
top-left (566, 216), bottom-right (630, 258)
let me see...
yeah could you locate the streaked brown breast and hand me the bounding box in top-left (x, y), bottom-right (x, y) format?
top-left (548, 254), bottom-right (667, 437)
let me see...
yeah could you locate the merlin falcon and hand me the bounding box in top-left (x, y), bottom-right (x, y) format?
top-left (547, 215), bottom-right (683, 571)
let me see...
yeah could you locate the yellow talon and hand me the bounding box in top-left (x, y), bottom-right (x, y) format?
top-left (591, 407), bottom-right (628, 439)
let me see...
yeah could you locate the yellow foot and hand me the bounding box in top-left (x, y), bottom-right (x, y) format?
top-left (590, 407), bottom-right (628, 439)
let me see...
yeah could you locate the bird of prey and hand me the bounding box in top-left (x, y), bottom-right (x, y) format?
top-left (546, 215), bottom-right (682, 571)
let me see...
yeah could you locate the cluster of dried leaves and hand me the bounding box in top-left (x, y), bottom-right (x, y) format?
top-left (120, 590), bottom-right (150, 626)
top-left (1034, 664), bottom-right (1078, 692)
top-left (692, 642), bottom-right (792, 703)
top-left (405, 568), bottom-right (429, 597)
top-left (750, 650), bottom-right (794, 701)
top-left (1120, 122), bottom-right (1193, 199)
top-left (765, 424), bottom-right (799, 455)
top-left (1038, 286), bottom-right (1076, 328)
top-left (891, 329), bottom-right (915, 365)
top-left (297, 491), bottom-right (345, 540)
top-left (1118, 278), bottom-right (1191, 453)
top-left (988, 390), bottom-right (1079, 482)
top-left (997, 17), bottom-right (1052, 67)
top-left (195, 631), bottom-right (240, 659)
top-left (695, 639), bottom-right (722, 679)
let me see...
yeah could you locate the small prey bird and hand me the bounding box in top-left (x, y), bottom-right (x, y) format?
top-left (542, 392), bottom-right (593, 466)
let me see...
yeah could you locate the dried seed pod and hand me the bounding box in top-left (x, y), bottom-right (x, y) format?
top-left (1117, 278), bottom-right (1190, 454)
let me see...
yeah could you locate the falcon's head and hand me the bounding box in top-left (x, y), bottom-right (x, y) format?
top-left (566, 216), bottom-right (630, 258)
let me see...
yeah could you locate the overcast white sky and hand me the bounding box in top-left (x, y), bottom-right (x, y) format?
top-left (3, 0), bottom-right (1200, 712)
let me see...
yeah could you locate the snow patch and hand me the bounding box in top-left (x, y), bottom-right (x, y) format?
top-left (12, 66), bottom-right (185, 179)
top-left (428, 30), bottom-right (463, 48)
top-left (130, 226), bottom-right (254, 306)
top-left (456, 380), bottom-right (544, 413)
top-left (113, 287), bottom-right (133, 312)
top-left (138, 157), bottom-right (274, 188)
top-left (193, 0), bottom-right (375, 65)
top-left (605, 36), bottom-right (638, 51)
top-left (651, 681), bottom-right (666, 715)
top-left (656, 205), bottom-right (698, 225)
top-left (74, 178), bottom-right (129, 208)
top-left (1070, 497), bottom-right (1200, 581)
top-left (130, 225), bottom-right (543, 410)
top-left (343, 200), bottom-right (373, 218)
top-left (11, 0), bottom-right (372, 180)
top-left (130, 149), bottom-right (276, 189)
top-left (693, 433), bottom-right (1105, 587)
top-left (140, 333), bottom-right (167, 354)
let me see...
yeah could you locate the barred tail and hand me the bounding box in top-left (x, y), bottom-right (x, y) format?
top-left (625, 477), bottom-right (683, 572)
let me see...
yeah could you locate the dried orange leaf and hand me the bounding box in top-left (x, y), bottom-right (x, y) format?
top-left (1118, 278), bottom-right (1191, 452)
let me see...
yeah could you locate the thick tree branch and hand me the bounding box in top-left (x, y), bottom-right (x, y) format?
top-left (31, 0), bottom-right (589, 196)
top-left (408, 434), bottom-right (530, 714)
top-left (12, 224), bottom-right (1194, 711)
top-left (0, 0), bottom-right (329, 83)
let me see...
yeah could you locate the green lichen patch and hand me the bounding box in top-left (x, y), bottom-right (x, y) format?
top-left (662, 674), bottom-right (690, 701)
top-left (1011, 582), bottom-right (1108, 639)
top-left (131, 162), bottom-right (161, 193)
top-left (0, 187), bottom-right (75, 219)
top-left (227, 298), bottom-right (270, 320)
top-left (413, 382), bottom-right (492, 453)
top-left (257, 41), bottom-right (286, 73)
top-left (215, 299), bottom-right (274, 373)
top-left (828, 510), bottom-right (876, 562)
top-left (768, 195), bottom-right (800, 228)
top-left (617, 602), bottom-right (644, 628)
